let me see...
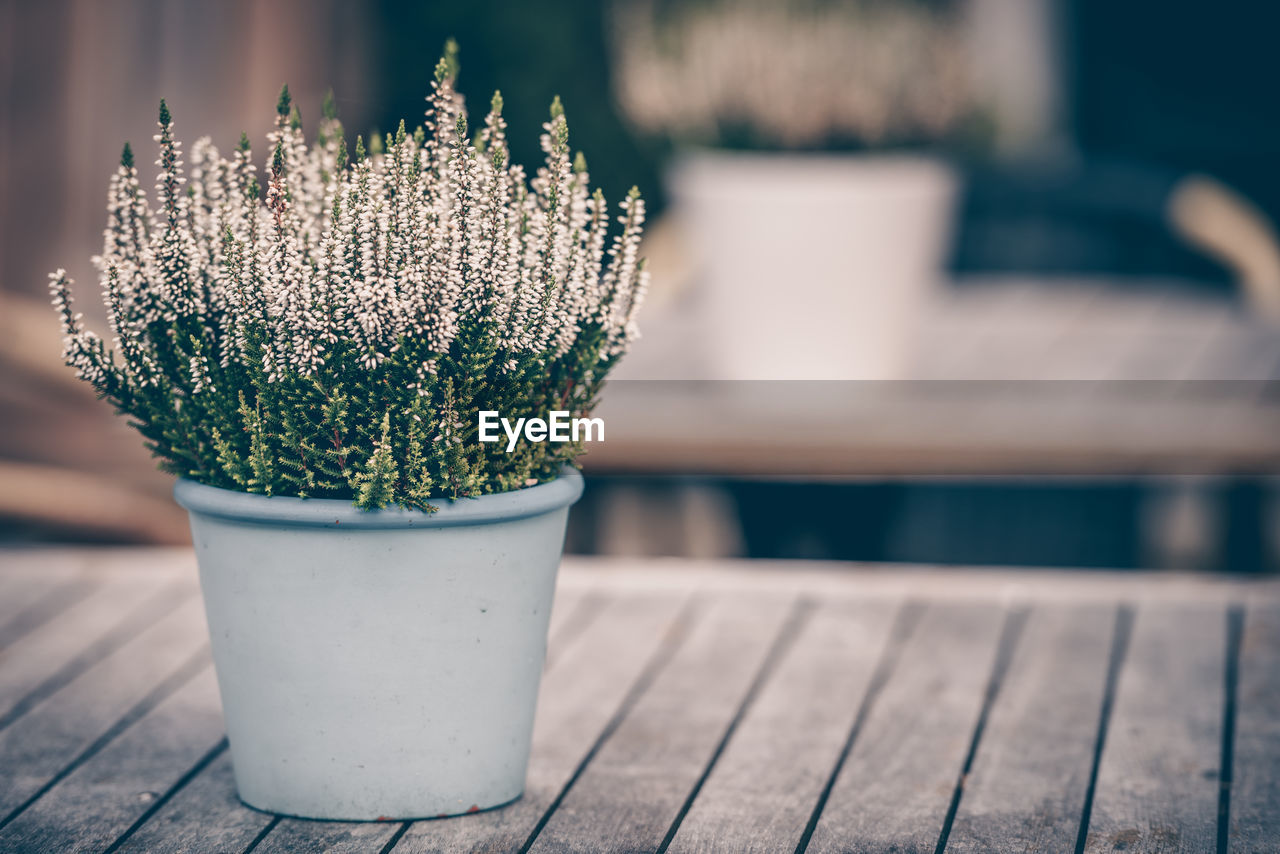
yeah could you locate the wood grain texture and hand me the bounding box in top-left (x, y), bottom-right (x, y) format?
top-left (111, 752), bottom-right (274, 854)
top-left (1230, 602), bottom-right (1280, 853)
top-left (394, 592), bottom-right (690, 854)
top-left (0, 579), bottom-right (192, 729)
top-left (543, 589), bottom-right (606, 672)
top-left (0, 665), bottom-right (221, 853)
top-left (666, 600), bottom-right (900, 854)
top-left (525, 594), bottom-right (797, 854)
top-left (253, 817), bottom-right (401, 854)
top-left (946, 604), bottom-right (1117, 854)
top-left (804, 602), bottom-right (1007, 854)
top-left (1083, 604), bottom-right (1225, 854)
top-left (0, 572), bottom-right (94, 648)
top-left (544, 587), bottom-right (589, 651)
top-left (0, 553), bottom-right (87, 628)
top-left (0, 597), bottom-right (208, 819)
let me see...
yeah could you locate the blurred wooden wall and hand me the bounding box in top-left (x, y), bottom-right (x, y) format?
top-left (0, 0), bottom-right (370, 543)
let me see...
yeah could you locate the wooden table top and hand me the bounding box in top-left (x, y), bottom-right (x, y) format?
top-left (589, 278), bottom-right (1280, 476)
top-left (0, 548), bottom-right (1277, 853)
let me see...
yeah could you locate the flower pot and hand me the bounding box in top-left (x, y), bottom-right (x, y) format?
top-left (174, 469), bottom-right (583, 821)
top-left (669, 152), bottom-right (958, 380)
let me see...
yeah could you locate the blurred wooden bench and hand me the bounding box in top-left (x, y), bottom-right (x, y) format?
top-left (597, 277), bottom-right (1280, 476)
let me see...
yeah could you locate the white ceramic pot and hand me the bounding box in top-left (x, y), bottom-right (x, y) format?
top-left (174, 469), bottom-right (583, 821)
top-left (669, 152), bottom-right (958, 380)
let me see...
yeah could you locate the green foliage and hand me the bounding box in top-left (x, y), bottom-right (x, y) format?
top-left (442, 37), bottom-right (461, 82)
top-left (354, 413), bottom-right (399, 509)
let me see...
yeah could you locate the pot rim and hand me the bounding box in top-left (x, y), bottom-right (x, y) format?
top-left (173, 467), bottom-right (583, 529)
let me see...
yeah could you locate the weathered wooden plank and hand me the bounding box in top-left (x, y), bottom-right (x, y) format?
top-left (946, 604), bottom-right (1117, 854)
top-left (804, 602), bottom-right (1007, 854)
top-left (393, 591), bottom-right (690, 853)
top-left (0, 596), bottom-right (209, 819)
top-left (544, 588), bottom-right (604, 671)
top-left (111, 752), bottom-right (275, 854)
top-left (665, 599), bottom-right (901, 854)
top-left (253, 817), bottom-right (401, 854)
top-left (1230, 602), bottom-right (1280, 852)
top-left (0, 550), bottom-right (85, 587)
top-left (0, 572), bottom-right (95, 648)
top-left (524, 593), bottom-right (797, 854)
top-left (0, 574), bottom-right (27, 613)
top-left (0, 663), bottom-right (222, 852)
top-left (1083, 604), bottom-right (1225, 853)
top-left (545, 586), bottom-right (589, 648)
top-left (0, 578), bottom-right (191, 728)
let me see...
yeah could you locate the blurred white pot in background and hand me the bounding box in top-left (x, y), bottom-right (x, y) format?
top-left (669, 153), bottom-right (958, 380)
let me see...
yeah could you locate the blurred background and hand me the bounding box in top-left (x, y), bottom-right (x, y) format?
top-left (2, 0), bottom-right (1278, 571)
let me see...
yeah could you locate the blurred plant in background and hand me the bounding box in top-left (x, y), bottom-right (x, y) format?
top-left (611, 0), bottom-right (974, 381)
top-left (611, 0), bottom-right (976, 152)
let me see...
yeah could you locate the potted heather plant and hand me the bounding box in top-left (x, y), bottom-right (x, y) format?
top-left (50, 50), bottom-right (646, 821)
top-left (612, 0), bottom-right (972, 379)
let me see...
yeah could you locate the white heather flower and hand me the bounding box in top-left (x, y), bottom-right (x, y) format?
top-left (49, 270), bottom-right (113, 389)
top-left (189, 352), bottom-right (213, 393)
top-left (52, 79), bottom-right (647, 420)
